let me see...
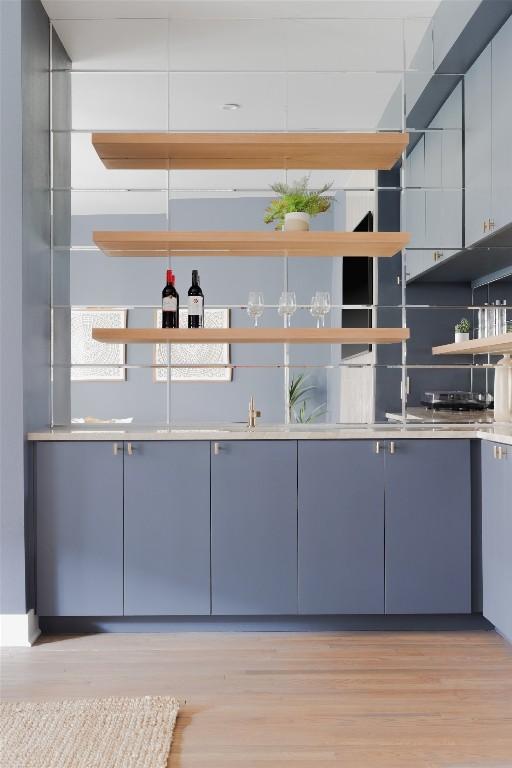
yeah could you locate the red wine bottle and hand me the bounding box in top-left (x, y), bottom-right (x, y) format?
top-left (162, 269), bottom-right (179, 328)
top-left (187, 269), bottom-right (204, 328)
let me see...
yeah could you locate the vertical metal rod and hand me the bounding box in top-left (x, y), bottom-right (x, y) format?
top-left (283, 255), bottom-right (290, 424)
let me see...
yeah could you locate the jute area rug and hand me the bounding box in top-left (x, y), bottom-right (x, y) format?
top-left (0, 695), bottom-right (179, 768)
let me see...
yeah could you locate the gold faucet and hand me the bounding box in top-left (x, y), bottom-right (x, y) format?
top-left (248, 396), bottom-right (261, 428)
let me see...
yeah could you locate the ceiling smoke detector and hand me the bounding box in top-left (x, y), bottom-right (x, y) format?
top-left (222, 103), bottom-right (241, 111)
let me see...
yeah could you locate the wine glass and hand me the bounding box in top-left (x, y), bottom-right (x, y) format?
top-left (247, 292), bottom-right (265, 327)
top-left (278, 291), bottom-right (297, 325)
top-left (310, 291), bottom-right (331, 328)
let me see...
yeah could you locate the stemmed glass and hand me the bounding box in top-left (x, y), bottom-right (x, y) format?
top-left (278, 291), bottom-right (297, 326)
top-left (247, 292), bottom-right (265, 327)
top-left (310, 291), bottom-right (331, 328)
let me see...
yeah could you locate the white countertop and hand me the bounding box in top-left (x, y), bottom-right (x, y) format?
top-left (26, 423), bottom-right (512, 445)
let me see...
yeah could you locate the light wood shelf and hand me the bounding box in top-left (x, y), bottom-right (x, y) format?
top-left (93, 230), bottom-right (410, 258)
top-left (92, 327), bottom-right (410, 345)
top-left (433, 333), bottom-right (512, 356)
top-left (91, 132), bottom-right (409, 171)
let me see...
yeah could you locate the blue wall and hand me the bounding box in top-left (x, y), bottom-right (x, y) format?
top-left (0, 0), bottom-right (51, 614)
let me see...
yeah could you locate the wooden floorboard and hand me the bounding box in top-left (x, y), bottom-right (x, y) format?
top-left (2, 631), bottom-right (512, 767)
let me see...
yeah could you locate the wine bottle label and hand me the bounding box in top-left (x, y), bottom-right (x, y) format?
top-left (163, 296), bottom-right (177, 312)
top-left (188, 296), bottom-right (204, 316)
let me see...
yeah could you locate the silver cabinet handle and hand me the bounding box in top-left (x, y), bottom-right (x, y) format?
top-left (112, 442), bottom-right (120, 456)
top-left (493, 444), bottom-right (499, 459)
top-left (213, 442), bottom-right (221, 456)
top-left (498, 445), bottom-right (507, 460)
top-left (127, 442), bottom-right (135, 456)
top-left (375, 441), bottom-right (381, 455)
top-left (389, 441), bottom-right (396, 455)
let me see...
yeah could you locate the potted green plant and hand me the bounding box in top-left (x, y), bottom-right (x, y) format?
top-left (264, 176), bottom-right (334, 232)
top-left (455, 318), bottom-right (471, 343)
top-left (288, 373), bottom-right (326, 423)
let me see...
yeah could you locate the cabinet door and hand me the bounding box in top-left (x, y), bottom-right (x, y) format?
top-left (465, 44), bottom-right (492, 246)
top-left (491, 16), bottom-right (512, 233)
top-left (385, 440), bottom-right (471, 614)
top-left (482, 442), bottom-right (512, 641)
top-left (36, 442), bottom-right (123, 616)
top-left (211, 441), bottom-right (297, 615)
top-left (298, 441), bottom-right (384, 614)
top-left (405, 249), bottom-right (433, 282)
top-left (124, 441), bottom-right (210, 615)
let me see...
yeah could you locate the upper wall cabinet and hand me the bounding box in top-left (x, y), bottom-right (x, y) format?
top-left (465, 16), bottom-right (512, 247)
top-left (405, 83), bottom-right (463, 281)
top-left (490, 16), bottom-right (512, 241)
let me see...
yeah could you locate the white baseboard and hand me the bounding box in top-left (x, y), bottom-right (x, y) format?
top-left (0, 609), bottom-right (40, 647)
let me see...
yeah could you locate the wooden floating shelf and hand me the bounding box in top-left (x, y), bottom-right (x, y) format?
top-left (91, 132), bottom-right (409, 171)
top-left (92, 327), bottom-right (410, 345)
top-left (93, 230), bottom-right (410, 258)
top-left (433, 333), bottom-right (512, 356)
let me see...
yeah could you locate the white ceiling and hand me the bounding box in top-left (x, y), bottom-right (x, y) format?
top-left (45, 0), bottom-right (442, 193)
top-left (42, 1), bottom-right (441, 21)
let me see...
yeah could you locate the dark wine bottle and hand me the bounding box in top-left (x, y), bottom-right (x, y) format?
top-left (162, 269), bottom-right (179, 328)
top-left (187, 269), bottom-right (204, 328)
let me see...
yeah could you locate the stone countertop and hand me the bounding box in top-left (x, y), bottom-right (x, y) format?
top-left (26, 423), bottom-right (512, 445)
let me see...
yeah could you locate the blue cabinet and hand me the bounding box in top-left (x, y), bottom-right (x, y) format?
top-left (465, 17), bottom-right (512, 246)
top-left (211, 441), bottom-right (297, 615)
top-left (385, 440), bottom-right (471, 614)
top-left (36, 442), bottom-right (124, 616)
top-left (490, 16), bottom-right (512, 237)
top-left (482, 442), bottom-right (512, 642)
top-left (405, 83), bottom-right (463, 282)
top-left (124, 441), bottom-right (210, 615)
top-left (298, 441), bottom-right (385, 614)
top-left (35, 438), bottom-right (474, 619)
top-left (465, 44), bottom-right (492, 246)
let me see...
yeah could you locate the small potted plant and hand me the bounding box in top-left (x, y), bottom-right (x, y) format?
top-left (264, 176), bottom-right (334, 231)
top-left (455, 318), bottom-right (471, 343)
top-left (288, 373), bottom-right (326, 423)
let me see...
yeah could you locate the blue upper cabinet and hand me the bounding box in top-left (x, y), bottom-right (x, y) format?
top-left (482, 442), bottom-right (512, 643)
top-left (490, 16), bottom-right (512, 239)
top-left (298, 441), bottom-right (385, 614)
top-left (211, 441), bottom-right (297, 615)
top-left (465, 44), bottom-right (492, 246)
top-left (405, 84), bottom-right (462, 281)
top-left (36, 442), bottom-right (124, 616)
top-left (124, 441), bottom-right (211, 615)
top-left (465, 17), bottom-right (512, 246)
top-left (385, 440), bottom-right (471, 614)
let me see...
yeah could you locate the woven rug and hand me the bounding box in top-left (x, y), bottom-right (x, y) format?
top-left (0, 695), bottom-right (179, 768)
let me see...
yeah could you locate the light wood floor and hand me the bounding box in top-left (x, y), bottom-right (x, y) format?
top-left (2, 631), bottom-right (512, 767)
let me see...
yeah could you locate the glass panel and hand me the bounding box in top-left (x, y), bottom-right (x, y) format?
top-left (51, 19), bottom-right (169, 71)
top-left (169, 73), bottom-right (287, 131)
top-left (286, 73), bottom-right (403, 131)
top-left (53, 132), bottom-right (167, 190)
top-left (53, 190), bottom-right (168, 248)
top-left (52, 72), bottom-right (168, 130)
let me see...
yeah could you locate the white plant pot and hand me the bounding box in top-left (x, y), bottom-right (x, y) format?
top-left (283, 212), bottom-right (310, 232)
top-left (454, 332), bottom-right (470, 343)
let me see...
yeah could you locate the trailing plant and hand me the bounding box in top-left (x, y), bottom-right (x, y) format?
top-left (455, 318), bottom-right (471, 333)
top-left (264, 176), bottom-right (334, 228)
top-left (288, 373), bottom-right (326, 424)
